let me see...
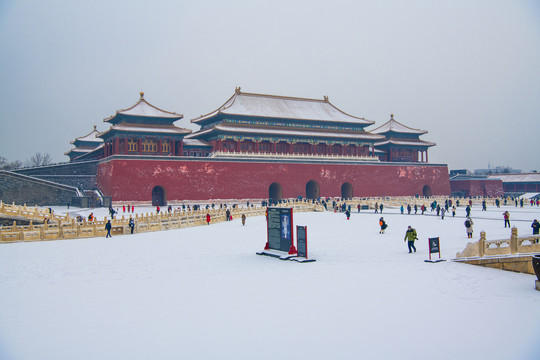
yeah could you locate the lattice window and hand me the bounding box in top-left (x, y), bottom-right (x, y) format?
top-left (142, 139), bottom-right (157, 152)
top-left (161, 140), bottom-right (170, 153)
top-left (128, 139), bottom-right (138, 152)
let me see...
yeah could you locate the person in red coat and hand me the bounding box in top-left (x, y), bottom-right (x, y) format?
top-left (206, 213), bottom-right (211, 225)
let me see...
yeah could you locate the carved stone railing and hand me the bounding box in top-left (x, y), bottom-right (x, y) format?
top-left (0, 200), bottom-right (323, 243)
top-left (456, 227), bottom-right (540, 258)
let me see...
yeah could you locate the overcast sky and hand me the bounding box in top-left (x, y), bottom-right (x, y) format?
top-left (1, 0), bottom-right (539, 171)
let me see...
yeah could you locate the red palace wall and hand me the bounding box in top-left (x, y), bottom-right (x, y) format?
top-left (97, 157), bottom-right (451, 202)
top-left (450, 179), bottom-right (504, 197)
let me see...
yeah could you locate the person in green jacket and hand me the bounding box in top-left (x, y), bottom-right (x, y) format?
top-left (404, 226), bottom-right (418, 253)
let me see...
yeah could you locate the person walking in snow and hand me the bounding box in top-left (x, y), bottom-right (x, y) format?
top-left (379, 203), bottom-right (384, 213)
top-left (452, 206), bottom-right (456, 217)
top-left (379, 217), bottom-right (387, 234)
top-left (503, 211), bottom-right (510, 228)
top-left (226, 209), bottom-right (231, 221)
top-left (531, 219), bottom-right (539, 235)
top-left (400, 205), bottom-right (404, 214)
top-left (465, 217), bottom-right (474, 238)
top-left (414, 204), bottom-right (418, 214)
top-left (465, 205), bottom-right (471, 218)
top-left (404, 226), bottom-right (417, 253)
top-left (482, 200), bottom-right (487, 211)
top-left (374, 202), bottom-right (379, 214)
top-left (345, 209), bottom-right (351, 220)
top-left (129, 217), bottom-right (135, 234)
top-left (241, 214), bottom-right (246, 225)
top-left (105, 220), bottom-right (112, 238)
top-left (407, 204), bottom-right (412, 215)
top-left (206, 213), bottom-right (211, 225)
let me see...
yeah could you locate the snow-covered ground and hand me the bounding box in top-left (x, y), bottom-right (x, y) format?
top-left (1, 204), bottom-right (539, 360)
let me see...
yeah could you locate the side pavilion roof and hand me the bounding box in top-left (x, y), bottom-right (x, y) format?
top-left (104, 92), bottom-right (183, 124)
top-left (191, 88), bottom-right (374, 126)
top-left (370, 115), bottom-right (427, 135)
top-left (71, 125), bottom-right (103, 145)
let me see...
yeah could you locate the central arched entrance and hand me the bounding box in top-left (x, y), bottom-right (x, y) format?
top-left (269, 182), bottom-right (283, 204)
top-left (422, 185), bottom-right (432, 197)
top-left (341, 182), bottom-right (353, 199)
top-left (152, 186), bottom-right (167, 206)
top-left (306, 180), bottom-right (320, 200)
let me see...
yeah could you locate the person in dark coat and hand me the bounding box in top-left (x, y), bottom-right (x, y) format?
top-left (129, 217), bottom-right (135, 234)
top-left (345, 210), bottom-right (350, 220)
top-left (226, 209), bottom-right (231, 221)
top-left (379, 203), bottom-right (384, 213)
top-left (241, 214), bottom-right (246, 225)
top-left (407, 204), bottom-right (411, 214)
top-left (105, 220), bottom-right (112, 238)
top-left (379, 217), bottom-right (387, 234)
top-left (531, 219), bottom-right (539, 235)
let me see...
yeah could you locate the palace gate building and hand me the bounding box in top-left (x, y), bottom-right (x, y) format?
top-left (67, 88), bottom-right (450, 205)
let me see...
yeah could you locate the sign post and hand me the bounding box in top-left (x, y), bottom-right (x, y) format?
top-left (293, 225), bottom-right (316, 263)
top-left (425, 237), bottom-right (446, 263)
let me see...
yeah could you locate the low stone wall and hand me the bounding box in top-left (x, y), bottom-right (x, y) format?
top-left (0, 171), bottom-right (80, 206)
top-left (454, 255), bottom-right (537, 275)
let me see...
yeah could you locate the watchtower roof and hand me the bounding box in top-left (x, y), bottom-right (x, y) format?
top-left (104, 92), bottom-right (183, 124)
top-left (371, 115), bottom-right (427, 135)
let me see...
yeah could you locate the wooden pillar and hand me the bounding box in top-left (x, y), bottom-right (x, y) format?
top-left (171, 140), bottom-right (176, 156)
top-left (124, 138), bottom-right (128, 154)
top-left (272, 141), bottom-right (277, 153)
top-left (426, 151), bottom-right (428, 163)
top-left (180, 140), bottom-right (184, 156)
top-left (158, 140), bottom-right (162, 155)
top-left (138, 138), bottom-right (142, 155)
top-left (255, 141), bottom-right (259, 153)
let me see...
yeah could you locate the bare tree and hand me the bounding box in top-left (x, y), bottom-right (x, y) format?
top-left (0, 156), bottom-right (23, 170)
top-left (27, 152), bottom-right (52, 167)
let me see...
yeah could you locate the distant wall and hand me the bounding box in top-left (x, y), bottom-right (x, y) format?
top-left (15, 160), bottom-right (98, 176)
top-left (0, 171), bottom-right (79, 206)
top-left (450, 179), bottom-right (503, 197)
top-left (14, 161), bottom-right (98, 190)
top-left (97, 156), bottom-right (451, 202)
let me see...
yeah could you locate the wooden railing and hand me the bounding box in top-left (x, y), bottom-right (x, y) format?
top-left (0, 200), bottom-right (324, 243)
top-left (456, 227), bottom-right (540, 258)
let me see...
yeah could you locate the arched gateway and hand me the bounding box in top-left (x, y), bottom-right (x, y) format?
top-left (152, 186), bottom-right (167, 206)
top-left (422, 185), bottom-right (432, 197)
top-left (306, 180), bottom-right (320, 200)
top-left (341, 182), bottom-right (353, 199)
top-left (269, 183), bottom-right (283, 204)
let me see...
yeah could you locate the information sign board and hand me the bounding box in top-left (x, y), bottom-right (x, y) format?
top-left (267, 207), bottom-right (294, 252)
top-left (297, 226), bottom-right (307, 258)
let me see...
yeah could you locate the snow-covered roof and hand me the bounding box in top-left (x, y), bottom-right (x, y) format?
top-left (191, 88), bottom-right (374, 125)
top-left (99, 123), bottom-right (191, 138)
top-left (374, 138), bottom-right (436, 147)
top-left (370, 115), bottom-right (427, 135)
top-left (186, 124), bottom-right (384, 141)
top-left (70, 125), bottom-right (103, 145)
top-left (488, 173), bottom-right (540, 183)
top-left (104, 92), bottom-right (183, 123)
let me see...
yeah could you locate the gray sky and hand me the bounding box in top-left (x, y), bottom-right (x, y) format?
top-left (1, 0), bottom-right (539, 171)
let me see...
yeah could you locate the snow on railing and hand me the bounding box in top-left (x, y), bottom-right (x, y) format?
top-left (456, 227), bottom-right (540, 258)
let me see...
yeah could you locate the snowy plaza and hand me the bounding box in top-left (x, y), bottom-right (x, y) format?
top-left (0, 203), bottom-right (539, 360)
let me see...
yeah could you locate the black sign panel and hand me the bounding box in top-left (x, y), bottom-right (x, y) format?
top-left (267, 207), bottom-right (293, 252)
top-left (297, 226), bottom-right (307, 258)
top-left (429, 237), bottom-right (440, 254)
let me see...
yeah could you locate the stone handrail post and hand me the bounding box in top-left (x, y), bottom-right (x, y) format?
top-left (510, 227), bottom-right (518, 255)
top-left (479, 231), bottom-right (486, 257)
